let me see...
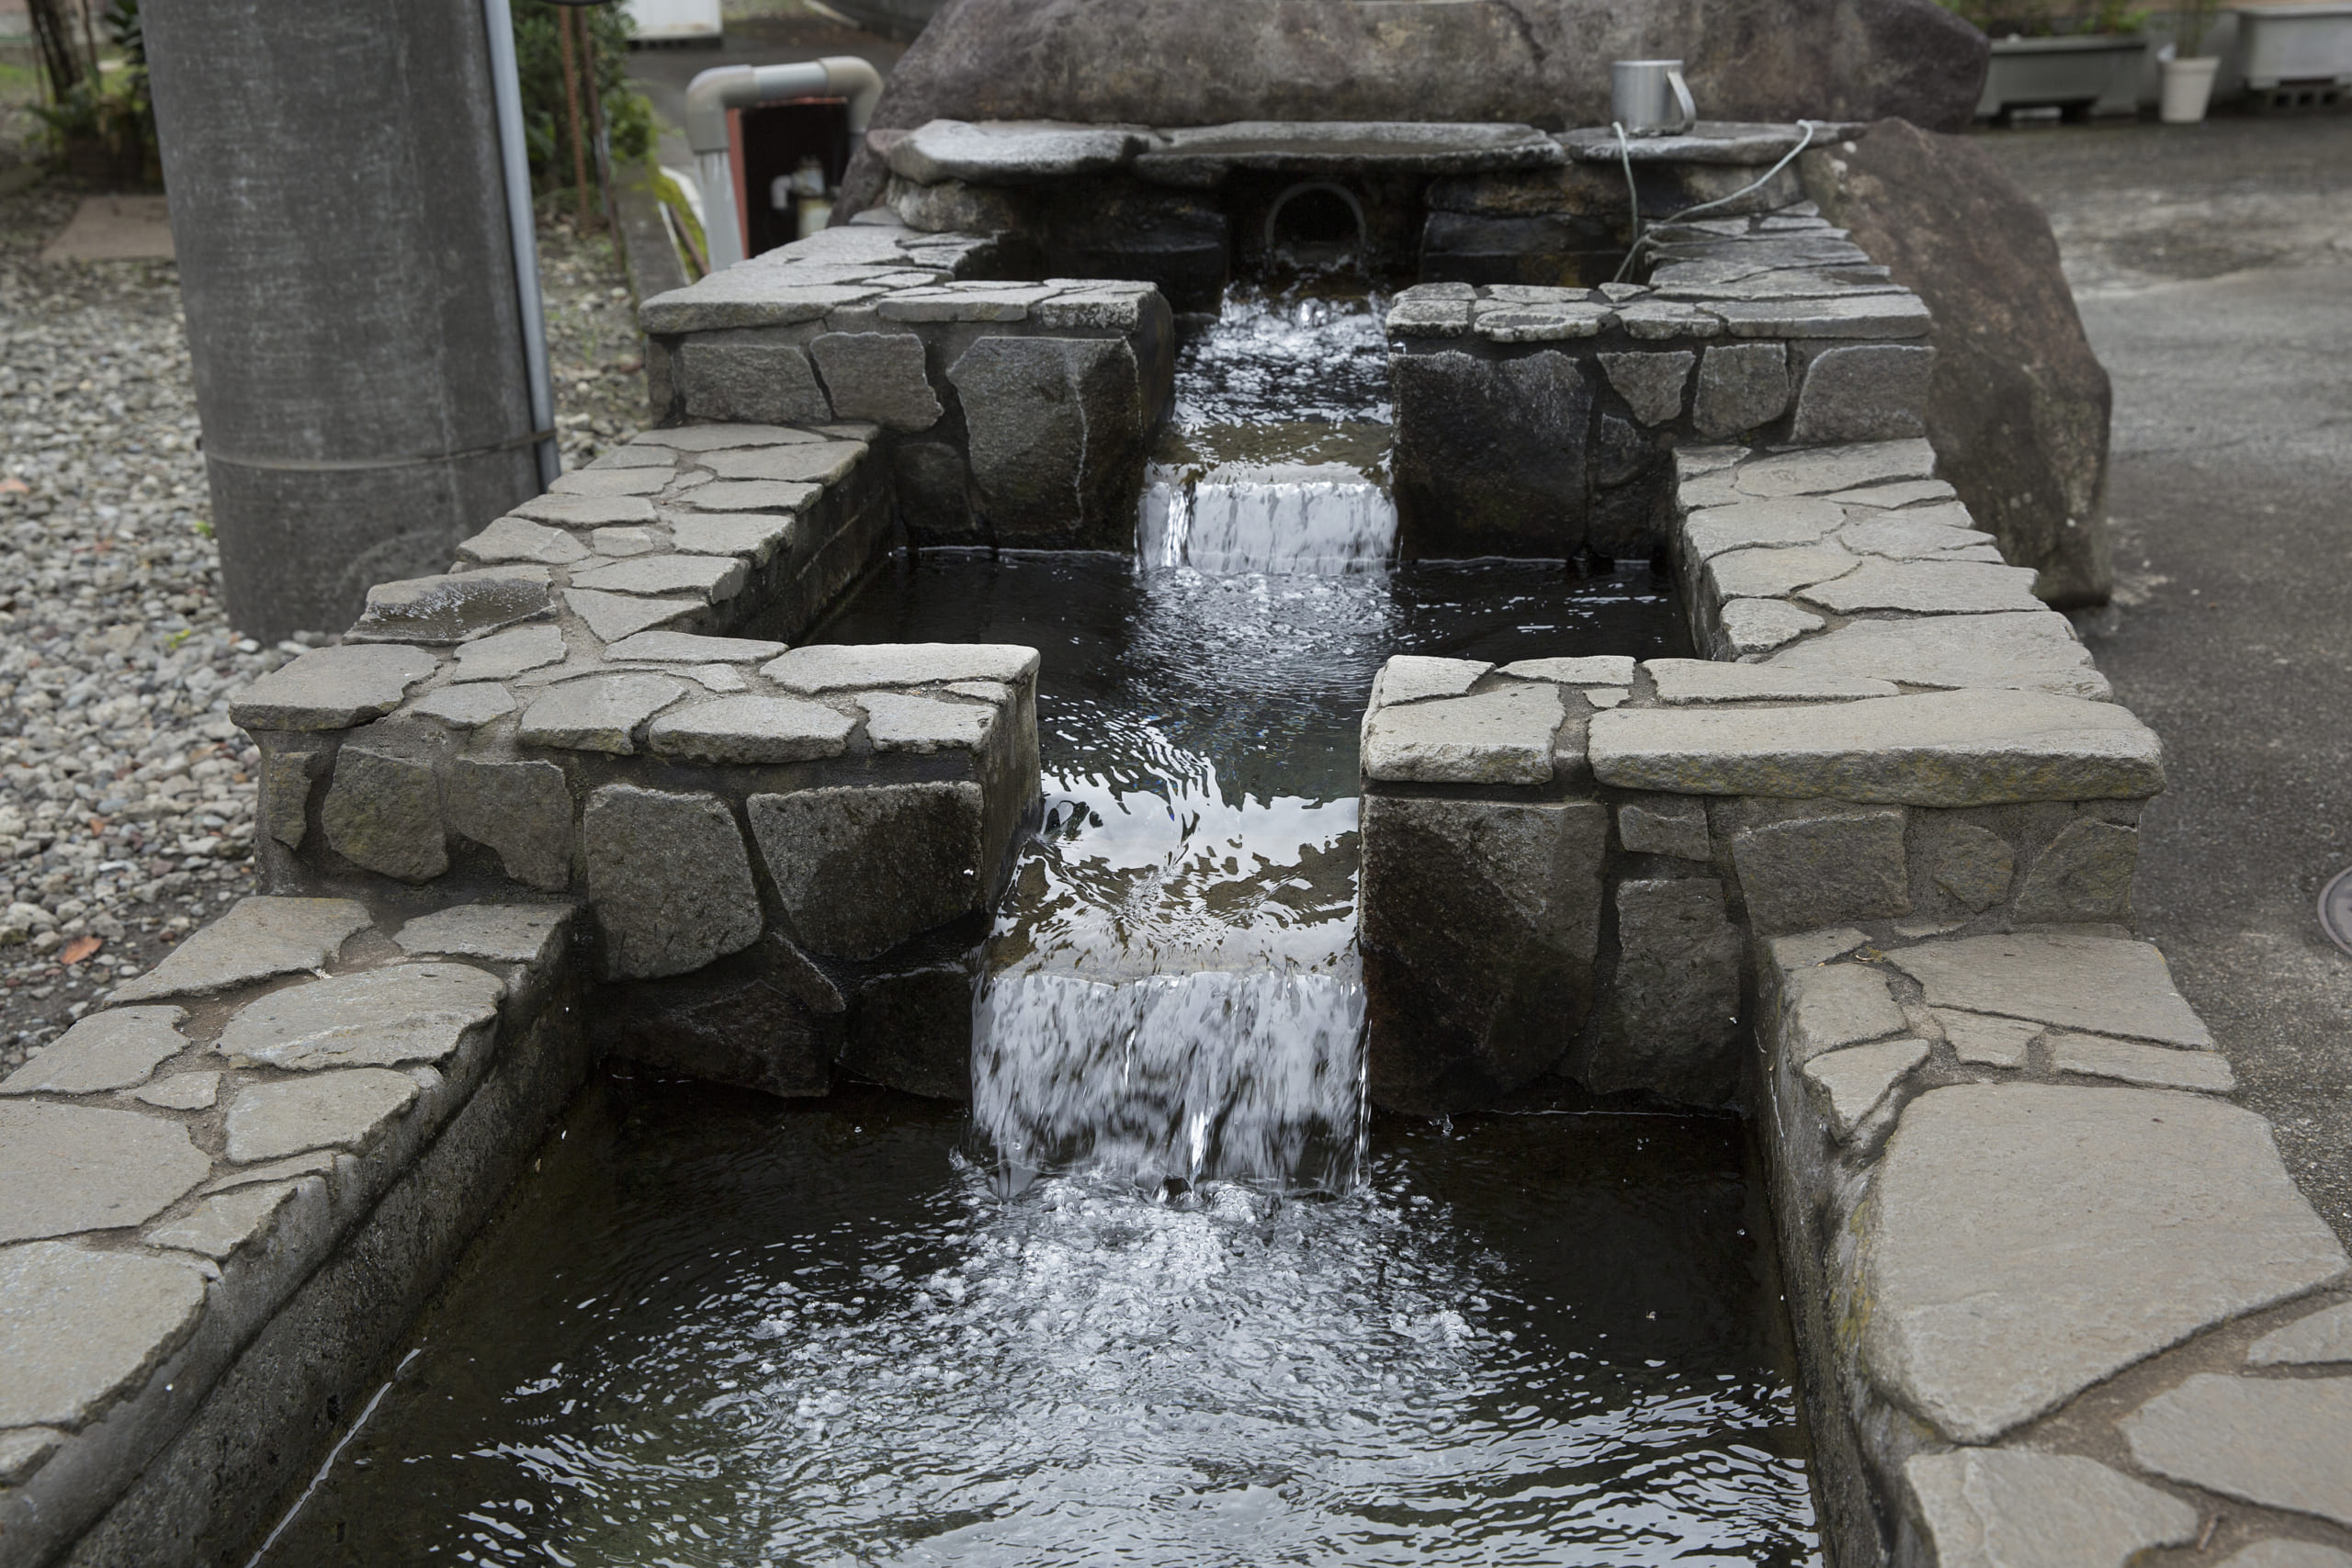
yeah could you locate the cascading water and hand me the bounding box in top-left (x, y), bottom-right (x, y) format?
top-left (972, 284), bottom-right (1405, 1194)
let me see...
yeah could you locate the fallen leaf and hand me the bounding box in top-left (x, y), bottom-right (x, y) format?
top-left (86, 816), bottom-right (107, 836)
top-left (0, 476), bottom-right (27, 495)
top-left (61, 935), bottom-right (103, 965)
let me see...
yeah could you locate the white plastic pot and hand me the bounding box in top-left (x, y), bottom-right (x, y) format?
top-left (2161, 54), bottom-right (2222, 120)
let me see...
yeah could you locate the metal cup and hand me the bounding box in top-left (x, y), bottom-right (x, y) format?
top-left (1611, 59), bottom-right (1697, 135)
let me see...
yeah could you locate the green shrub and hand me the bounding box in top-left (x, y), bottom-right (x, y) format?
top-left (512, 0), bottom-right (657, 209)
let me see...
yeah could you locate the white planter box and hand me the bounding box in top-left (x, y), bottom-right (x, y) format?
top-left (2233, 1), bottom-right (2352, 86)
top-left (1977, 34), bottom-right (2151, 118)
top-left (624, 0), bottom-right (723, 45)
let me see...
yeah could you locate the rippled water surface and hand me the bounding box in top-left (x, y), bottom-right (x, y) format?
top-left (253, 1082), bottom-right (1815, 1567)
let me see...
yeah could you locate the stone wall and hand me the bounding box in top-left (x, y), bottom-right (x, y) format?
top-left (637, 220), bottom-right (1174, 552)
top-left (0, 896), bottom-right (590, 1566)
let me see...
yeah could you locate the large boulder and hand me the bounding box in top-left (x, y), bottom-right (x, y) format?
top-left (842, 0), bottom-right (1987, 211)
top-left (1802, 118), bottom-right (2113, 606)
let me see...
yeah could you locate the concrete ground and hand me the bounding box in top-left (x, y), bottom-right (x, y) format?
top-left (1978, 113), bottom-right (2352, 1244)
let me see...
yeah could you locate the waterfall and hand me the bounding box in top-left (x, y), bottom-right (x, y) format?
top-left (1139, 462), bottom-right (1396, 575)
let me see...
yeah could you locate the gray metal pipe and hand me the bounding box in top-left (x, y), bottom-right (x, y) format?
top-left (482, 0), bottom-right (560, 489)
top-left (686, 55), bottom-right (884, 269)
top-left (143, 0), bottom-right (549, 641)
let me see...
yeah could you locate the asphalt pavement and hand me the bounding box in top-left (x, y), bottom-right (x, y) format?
top-left (1980, 112), bottom-right (2352, 1241)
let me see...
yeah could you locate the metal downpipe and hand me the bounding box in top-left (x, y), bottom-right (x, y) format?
top-left (481, 0), bottom-right (560, 488)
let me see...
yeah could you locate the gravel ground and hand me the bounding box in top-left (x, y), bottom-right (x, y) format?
top-left (0, 176), bottom-right (648, 1070)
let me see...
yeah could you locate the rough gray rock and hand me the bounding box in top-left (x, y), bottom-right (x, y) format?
top-left (1885, 932), bottom-right (2210, 1047)
top-left (2251, 1301), bottom-right (2352, 1368)
top-left (1802, 1037), bottom-right (1928, 1138)
top-left (1645, 657), bottom-right (1892, 705)
top-left (809, 331), bottom-right (945, 431)
top-left (1692, 342), bottom-right (1792, 439)
top-left (889, 118), bottom-right (1149, 183)
top-left (259, 744), bottom-right (322, 849)
top-left (229, 643), bottom-right (439, 732)
top-left (1374, 655), bottom-right (1492, 705)
top-left (1934, 823), bottom-right (2016, 910)
top-left (1702, 543), bottom-right (1860, 602)
top-left (1803, 118), bottom-right (2115, 606)
top-left (946, 336), bottom-right (1148, 547)
top-left (456, 515), bottom-right (592, 568)
top-left (1394, 349), bottom-right (1589, 556)
top-left (2013, 818), bottom-right (2137, 925)
top-left (1360, 682), bottom-right (1565, 785)
top-left (841, 0), bottom-right (1986, 214)
top-left (1716, 598), bottom-right (1825, 656)
top-left (1733, 438), bottom-right (1937, 497)
top-left (394, 904), bottom-right (572, 966)
top-left (582, 785), bottom-right (765, 979)
top-left (644, 695), bottom-right (855, 764)
top-left (512, 493), bottom-right (659, 529)
top-left (222, 1066), bottom-right (420, 1164)
top-left (1935, 1008), bottom-right (2038, 1067)
top-left (214, 964), bottom-right (503, 1071)
top-left (763, 641), bottom-right (1038, 693)
top-left (2123, 1373), bottom-right (2352, 1529)
top-left (748, 783), bottom-right (987, 960)
top-left (1588, 876), bottom-right (1743, 1101)
top-left (134, 1071), bottom-right (221, 1111)
top-left (0, 1240), bottom-right (207, 1429)
top-left (676, 338), bottom-right (833, 425)
top-left (320, 726), bottom-right (448, 882)
top-left (1860, 1085), bottom-right (2347, 1443)
top-left (0, 1102), bottom-right (212, 1241)
top-left (2216, 1545), bottom-right (2352, 1568)
top-left (1360, 793), bottom-right (1607, 1112)
top-left (1788, 344), bottom-right (1935, 443)
top-left (666, 512), bottom-right (797, 560)
top-left (1497, 654), bottom-right (1634, 686)
top-left (1761, 611), bottom-right (2110, 701)
top-left (1902, 1450), bottom-right (2198, 1568)
top-left (1596, 352), bottom-right (1694, 429)
top-left (1682, 495), bottom-right (1844, 558)
top-left (404, 683), bottom-right (516, 729)
top-left (672, 479), bottom-right (820, 514)
top-left (444, 757), bottom-right (574, 891)
top-left (1616, 794), bottom-right (1710, 861)
top-left (605, 630), bottom-right (787, 663)
top-left (516, 673), bottom-right (688, 754)
top-left (1731, 805), bottom-right (1910, 932)
top-left (0, 1006), bottom-right (188, 1096)
top-left (562, 588), bottom-right (698, 643)
top-left (1588, 690), bottom-right (2165, 807)
top-left (111, 897), bottom-right (372, 1003)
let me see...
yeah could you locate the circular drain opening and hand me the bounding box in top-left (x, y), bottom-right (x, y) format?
top-left (2321, 866), bottom-right (2352, 956)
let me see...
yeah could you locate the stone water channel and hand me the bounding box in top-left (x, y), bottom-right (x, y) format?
top-left (243, 285), bottom-right (1820, 1565)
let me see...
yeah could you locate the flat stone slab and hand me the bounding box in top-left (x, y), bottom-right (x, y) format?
top-left (0, 1101), bottom-right (212, 1241)
top-left (1801, 557), bottom-right (2047, 615)
top-left (2251, 1301), bottom-right (2352, 1367)
top-left (1374, 655), bottom-right (1489, 706)
top-left (2124, 1373), bottom-right (2352, 1529)
top-left (1885, 933), bottom-right (2211, 1048)
top-left (570, 555), bottom-right (748, 603)
top-left (1903, 1449), bottom-right (2199, 1568)
top-left (699, 442), bottom-right (865, 485)
top-left (889, 118), bottom-right (1150, 183)
top-left (1681, 495), bottom-right (1844, 558)
top-left (549, 467), bottom-right (668, 497)
top-left (213, 964), bottom-right (503, 1071)
top-left (1717, 598), bottom-right (1824, 655)
top-left (404, 682), bottom-right (516, 729)
top-left (1762, 612), bottom-right (2111, 701)
top-left (1732, 440), bottom-right (1938, 498)
top-left (1645, 658), bottom-right (1894, 705)
top-left (1860, 1084), bottom-right (2348, 1443)
top-left (134, 1072), bottom-right (219, 1111)
top-left (511, 492), bottom-right (657, 528)
top-left (2049, 1031), bottom-right (2234, 1092)
top-left (516, 673), bottom-right (688, 753)
top-left (1361, 682), bottom-right (1565, 785)
top-left (394, 904), bottom-right (571, 966)
top-left (452, 624), bottom-right (569, 680)
top-left (0, 1240), bottom-right (208, 1428)
top-left (636, 423), bottom-right (831, 452)
top-left (763, 642), bottom-right (1039, 694)
top-left (1588, 690), bottom-right (2165, 807)
top-left (1139, 119), bottom-right (1564, 179)
top-left (230, 644), bottom-right (440, 732)
top-left (1563, 120), bottom-right (1860, 164)
top-left (671, 479), bottom-right (820, 514)
top-left (605, 630), bottom-right (786, 663)
top-left (1782, 962), bottom-right (1909, 1062)
top-left (0, 1005), bottom-right (188, 1095)
top-left (455, 514), bottom-right (591, 567)
top-left (112, 897), bottom-right (372, 1003)
top-left (1936, 1009), bottom-right (2041, 1068)
top-left (562, 588), bottom-right (698, 643)
top-left (646, 694), bottom-right (856, 763)
top-left (345, 569), bottom-right (552, 645)
top-left (1803, 1037), bottom-right (1928, 1138)
top-left (860, 692), bottom-right (996, 753)
top-left (666, 513), bottom-right (797, 560)
top-left (1704, 543), bottom-right (1860, 600)
top-left (1498, 655), bottom-right (1637, 686)
top-left (2217, 1546), bottom-right (2352, 1568)
top-left (144, 1180), bottom-right (305, 1261)
top-left (224, 1067), bottom-right (421, 1164)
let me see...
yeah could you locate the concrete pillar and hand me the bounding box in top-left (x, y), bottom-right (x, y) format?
top-left (143, 0), bottom-right (550, 641)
